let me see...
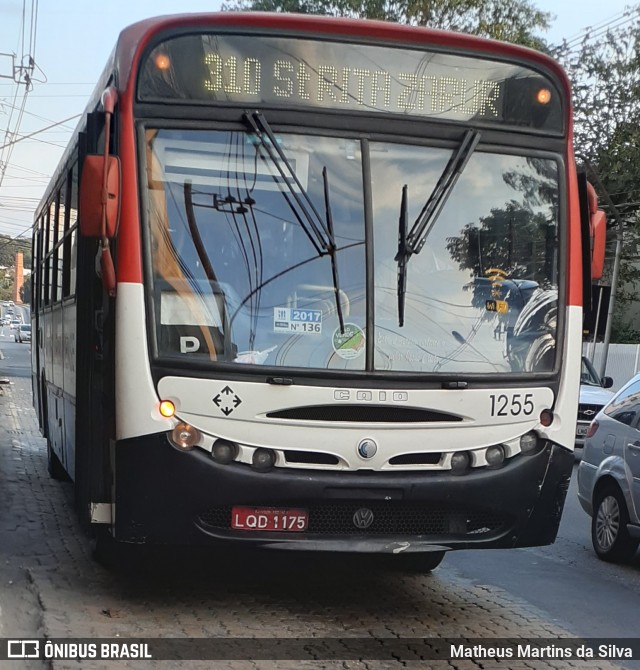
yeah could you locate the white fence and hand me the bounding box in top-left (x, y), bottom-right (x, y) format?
top-left (582, 342), bottom-right (640, 392)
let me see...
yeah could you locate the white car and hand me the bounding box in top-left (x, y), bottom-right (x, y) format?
top-left (576, 356), bottom-right (615, 450)
top-left (15, 324), bottom-right (31, 343)
top-left (578, 372), bottom-right (640, 562)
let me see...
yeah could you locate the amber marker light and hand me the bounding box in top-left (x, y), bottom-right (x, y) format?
top-left (155, 53), bottom-right (171, 70)
top-left (536, 88), bottom-right (552, 105)
top-left (159, 400), bottom-right (176, 418)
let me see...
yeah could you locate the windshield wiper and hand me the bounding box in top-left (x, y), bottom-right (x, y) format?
top-left (323, 166), bottom-right (345, 333)
top-left (244, 111), bottom-right (330, 255)
top-left (395, 129), bottom-right (481, 326)
top-left (243, 110), bottom-right (345, 333)
top-left (396, 184), bottom-right (409, 327)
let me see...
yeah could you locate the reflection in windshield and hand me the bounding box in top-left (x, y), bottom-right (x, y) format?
top-left (146, 129), bottom-right (365, 369)
top-left (372, 144), bottom-right (559, 373)
top-left (395, 129), bottom-right (481, 327)
top-left (146, 129), bottom-right (559, 373)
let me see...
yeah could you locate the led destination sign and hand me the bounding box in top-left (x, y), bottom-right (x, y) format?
top-left (139, 34), bottom-right (562, 131)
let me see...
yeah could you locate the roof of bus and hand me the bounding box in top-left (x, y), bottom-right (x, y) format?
top-left (115, 12), bottom-right (569, 85)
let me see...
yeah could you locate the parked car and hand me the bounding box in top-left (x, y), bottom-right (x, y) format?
top-left (577, 372), bottom-right (640, 562)
top-left (9, 318), bottom-right (21, 330)
top-left (15, 324), bottom-right (31, 343)
top-left (576, 356), bottom-right (615, 451)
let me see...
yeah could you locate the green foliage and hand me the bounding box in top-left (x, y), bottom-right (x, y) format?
top-left (20, 275), bottom-right (31, 305)
top-left (447, 200), bottom-right (553, 284)
top-left (611, 315), bottom-right (640, 344)
top-left (556, 13), bottom-right (640, 343)
top-left (0, 234), bottom-right (31, 270)
top-left (221, 0), bottom-right (552, 49)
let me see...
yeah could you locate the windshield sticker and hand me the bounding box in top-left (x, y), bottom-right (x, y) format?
top-left (273, 307), bottom-right (322, 334)
top-left (234, 346), bottom-right (277, 365)
top-left (332, 323), bottom-right (365, 360)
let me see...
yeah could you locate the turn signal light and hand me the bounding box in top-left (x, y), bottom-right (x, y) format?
top-left (586, 420), bottom-right (599, 438)
top-left (159, 400), bottom-right (176, 418)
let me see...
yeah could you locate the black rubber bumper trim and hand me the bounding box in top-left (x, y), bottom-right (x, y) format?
top-left (114, 434), bottom-right (573, 552)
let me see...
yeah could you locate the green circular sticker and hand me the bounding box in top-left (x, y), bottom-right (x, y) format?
top-left (332, 323), bottom-right (365, 359)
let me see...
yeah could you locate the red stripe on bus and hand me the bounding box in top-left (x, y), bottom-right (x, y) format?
top-left (115, 82), bottom-right (143, 284)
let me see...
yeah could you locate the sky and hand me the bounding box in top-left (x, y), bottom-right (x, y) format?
top-left (0, 0), bottom-right (637, 239)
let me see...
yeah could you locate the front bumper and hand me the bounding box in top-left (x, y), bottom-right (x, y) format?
top-left (114, 435), bottom-right (573, 553)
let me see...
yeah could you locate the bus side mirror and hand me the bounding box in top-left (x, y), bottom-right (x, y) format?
top-left (590, 209), bottom-right (606, 281)
top-left (587, 181), bottom-right (606, 281)
top-left (79, 154), bottom-right (121, 238)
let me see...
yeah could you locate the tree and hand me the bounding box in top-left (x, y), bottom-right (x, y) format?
top-left (555, 13), bottom-right (640, 340)
top-left (0, 235), bottom-right (31, 270)
top-left (446, 200), bottom-right (554, 286)
top-left (20, 275), bottom-right (31, 305)
top-left (221, 0), bottom-right (553, 49)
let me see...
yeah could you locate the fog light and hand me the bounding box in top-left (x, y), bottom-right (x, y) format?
top-left (252, 448), bottom-right (276, 471)
top-left (170, 422), bottom-right (200, 450)
top-left (212, 439), bottom-right (239, 464)
top-left (520, 431), bottom-right (538, 454)
top-left (450, 451), bottom-right (470, 473)
top-left (485, 444), bottom-right (505, 467)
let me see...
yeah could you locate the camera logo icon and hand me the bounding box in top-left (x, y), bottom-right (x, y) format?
top-left (8, 640), bottom-right (39, 659)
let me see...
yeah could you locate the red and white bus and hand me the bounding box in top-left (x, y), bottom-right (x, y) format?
top-left (31, 13), bottom-right (606, 570)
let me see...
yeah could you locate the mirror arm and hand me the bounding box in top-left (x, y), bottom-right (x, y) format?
top-left (99, 87), bottom-right (118, 297)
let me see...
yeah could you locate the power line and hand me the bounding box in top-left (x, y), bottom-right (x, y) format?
top-left (0, 98), bottom-right (78, 130)
top-left (562, 8), bottom-right (631, 44)
top-left (557, 7), bottom-right (640, 54)
top-left (0, 225), bottom-right (34, 253)
top-left (0, 113), bottom-right (80, 151)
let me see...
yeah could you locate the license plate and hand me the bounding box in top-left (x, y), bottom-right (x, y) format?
top-left (231, 506), bottom-right (308, 532)
top-left (577, 424), bottom-right (589, 436)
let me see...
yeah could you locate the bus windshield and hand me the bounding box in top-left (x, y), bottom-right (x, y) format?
top-left (145, 128), bottom-right (559, 373)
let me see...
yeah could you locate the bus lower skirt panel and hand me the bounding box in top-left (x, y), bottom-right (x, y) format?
top-left (113, 436), bottom-right (573, 552)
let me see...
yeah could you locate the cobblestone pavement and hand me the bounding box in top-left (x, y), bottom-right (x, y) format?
top-left (0, 370), bottom-right (629, 670)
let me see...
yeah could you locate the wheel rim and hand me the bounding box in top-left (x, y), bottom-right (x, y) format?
top-left (595, 495), bottom-right (621, 552)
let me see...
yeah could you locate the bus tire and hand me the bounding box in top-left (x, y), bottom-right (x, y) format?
top-left (42, 387), bottom-right (67, 481)
top-left (388, 551), bottom-right (446, 573)
top-left (92, 528), bottom-right (144, 572)
top-left (92, 527), bottom-right (122, 570)
top-left (47, 441), bottom-right (67, 481)
top-left (592, 484), bottom-right (639, 562)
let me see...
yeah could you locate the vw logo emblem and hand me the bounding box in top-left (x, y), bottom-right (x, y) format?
top-left (353, 508), bottom-right (374, 529)
top-left (357, 438), bottom-right (378, 459)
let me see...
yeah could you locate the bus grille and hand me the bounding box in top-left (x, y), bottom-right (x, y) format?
top-left (197, 502), bottom-right (510, 537)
